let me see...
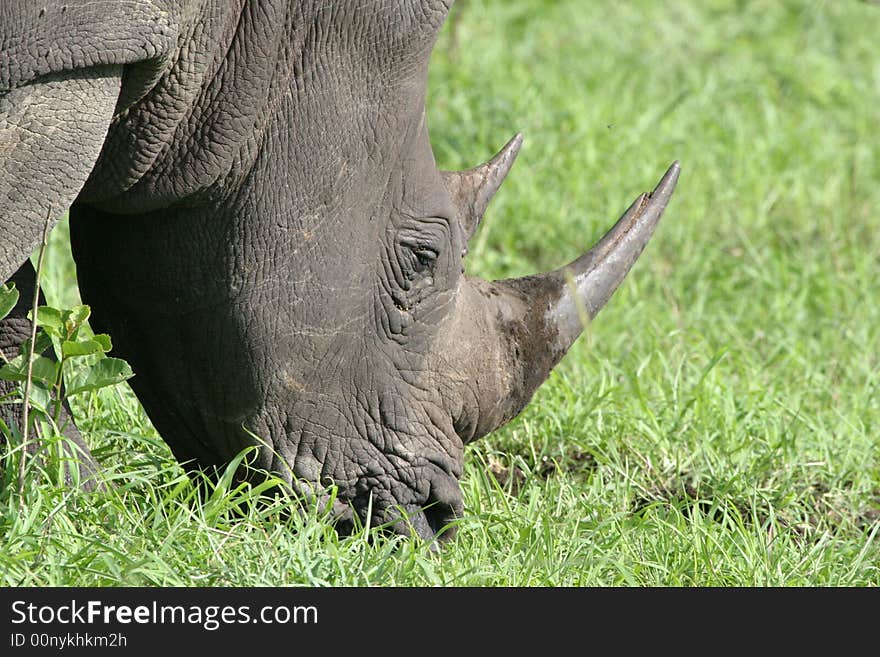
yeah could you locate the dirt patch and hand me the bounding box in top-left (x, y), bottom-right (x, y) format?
top-left (631, 477), bottom-right (751, 524)
top-left (631, 472), bottom-right (880, 538)
top-left (488, 459), bottom-right (527, 494)
top-left (796, 481), bottom-right (880, 534)
top-left (487, 447), bottom-right (597, 495)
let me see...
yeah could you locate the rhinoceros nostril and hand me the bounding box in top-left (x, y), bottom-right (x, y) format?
top-left (402, 500), bottom-right (459, 548)
top-left (417, 474), bottom-right (463, 543)
top-left (398, 480), bottom-right (462, 545)
top-left (422, 499), bottom-right (460, 542)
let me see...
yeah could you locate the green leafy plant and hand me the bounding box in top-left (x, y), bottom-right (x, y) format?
top-left (0, 281), bottom-right (21, 441)
top-left (0, 301), bottom-right (133, 427)
top-left (0, 282), bottom-right (18, 323)
top-left (2, 283), bottom-right (133, 492)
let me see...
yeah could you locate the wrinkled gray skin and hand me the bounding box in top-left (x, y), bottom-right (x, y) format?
top-left (1, 1), bottom-right (678, 542)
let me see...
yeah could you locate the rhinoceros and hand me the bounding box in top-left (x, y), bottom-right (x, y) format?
top-left (1, 0), bottom-right (679, 542)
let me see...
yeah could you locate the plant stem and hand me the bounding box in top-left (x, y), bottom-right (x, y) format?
top-left (52, 356), bottom-right (66, 428)
top-left (18, 208), bottom-right (53, 497)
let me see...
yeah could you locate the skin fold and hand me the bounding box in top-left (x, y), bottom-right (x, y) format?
top-left (0, 1), bottom-right (678, 542)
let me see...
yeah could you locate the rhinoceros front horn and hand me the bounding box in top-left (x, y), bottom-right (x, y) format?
top-left (446, 153), bottom-right (680, 446)
top-left (490, 159), bottom-right (679, 417)
top-left (542, 160), bottom-right (680, 352)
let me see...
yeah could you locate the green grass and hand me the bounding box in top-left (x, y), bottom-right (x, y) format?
top-left (2, 0), bottom-right (878, 585)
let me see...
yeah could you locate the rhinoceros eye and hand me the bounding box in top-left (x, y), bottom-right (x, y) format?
top-left (411, 246), bottom-right (438, 274)
top-left (397, 230), bottom-right (442, 282)
top-left (386, 220), bottom-right (454, 316)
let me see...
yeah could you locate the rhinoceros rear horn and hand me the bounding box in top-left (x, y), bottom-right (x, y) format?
top-left (441, 133), bottom-right (523, 253)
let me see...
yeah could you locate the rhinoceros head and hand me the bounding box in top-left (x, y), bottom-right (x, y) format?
top-left (31, 1), bottom-right (681, 542)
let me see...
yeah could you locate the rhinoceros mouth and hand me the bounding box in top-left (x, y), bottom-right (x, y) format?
top-left (320, 488), bottom-right (461, 546)
top-left (373, 457), bottom-right (465, 544)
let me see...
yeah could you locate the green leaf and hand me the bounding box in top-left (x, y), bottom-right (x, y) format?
top-left (28, 306), bottom-right (64, 337)
top-left (19, 331), bottom-right (55, 359)
top-left (92, 334), bottom-right (112, 352)
top-left (28, 355), bottom-right (59, 386)
top-left (63, 305), bottom-right (91, 337)
top-left (0, 355), bottom-right (59, 386)
top-left (65, 357), bottom-right (134, 396)
top-left (27, 382), bottom-right (53, 413)
top-left (0, 283), bottom-right (19, 321)
top-left (0, 353), bottom-right (26, 379)
top-left (61, 339), bottom-right (108, 359)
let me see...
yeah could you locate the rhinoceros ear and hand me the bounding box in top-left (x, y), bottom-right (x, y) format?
top-left (441, 133), bottom-right (523, 254)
